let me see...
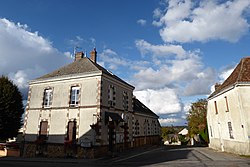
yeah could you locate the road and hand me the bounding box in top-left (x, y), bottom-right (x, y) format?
top-left (0, 146), bottom-right (249, 167)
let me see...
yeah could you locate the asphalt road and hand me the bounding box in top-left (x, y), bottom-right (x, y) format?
top-left (0, 146), bottom-right (249, 167)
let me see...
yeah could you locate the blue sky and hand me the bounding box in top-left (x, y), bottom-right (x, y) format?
top-left (1, 0), bottom-right (250, 126)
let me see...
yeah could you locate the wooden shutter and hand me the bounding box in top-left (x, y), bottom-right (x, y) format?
top-left (40, 121), bottom-right (48, 135)
top-left (67, 121), bottom-right (76, 141)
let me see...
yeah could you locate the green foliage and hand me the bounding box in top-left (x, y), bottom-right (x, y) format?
top-left (178, 135), bottom-right (189, 145)
top-left (199, 127), bottom-right (209, 143)
top-left (0, 76), bottom-right (24, 141)
top-left (161, 126), bottom-right (176, 139)
top-left (187, 99), bottom-right (208, 140)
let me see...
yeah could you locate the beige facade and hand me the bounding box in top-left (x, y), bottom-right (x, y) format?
top-left (207, 57), bottom-right (250, 155)
top-left (23, 50), bottom-right (160, 158)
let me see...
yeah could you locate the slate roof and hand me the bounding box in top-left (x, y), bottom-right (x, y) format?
top-left (36, 57), bottom-right (134, 88)
top-left (133, 97), bottom-right (159, 118)
top-left (209, 57), bottom-right (250, 98)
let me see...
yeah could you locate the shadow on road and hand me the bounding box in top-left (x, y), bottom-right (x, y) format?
top-left (101, 145), bottom-right (198, 166)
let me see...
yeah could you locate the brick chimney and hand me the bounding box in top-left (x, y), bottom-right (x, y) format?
top-left (90, 48), bottom-right (97, 63)
top-left (214, 83), bottom-right (221, 91)
top-left (75, 51), bottom-right (84, 61)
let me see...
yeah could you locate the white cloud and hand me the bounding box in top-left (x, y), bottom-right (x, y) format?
top-left (156, 0), bottom-right (250, 43)
top-left (183, 68), bottom-right (217, 96)
top-left (134, 88), bottom-right (182, 115)
top-left (135, 39), bottom-right (186, 59)
top-left (133, 39), bottom-right (217, 126)
top-left (9, 70), bottom-right (29, 89)
top-left (137, 19), bottom-right (147, 26)
top-left (0, 18), bottom-right (71, 98)
top-left (159, 118), bottom-right (182, 126)
top-left (67, 36), bottom-right (96, 49)
top-left (133, 41), bottom-right (211, 91)
top-left (153, 8), bottom-right (163, 18)
top-left (99, 49), bottom-right (127, 70)
top-left (210, 65), bottom-right (235, 93)
top-left (99, 48), bottom-right (151, 72)
top-left (219, 66), bottom-right (235, 82)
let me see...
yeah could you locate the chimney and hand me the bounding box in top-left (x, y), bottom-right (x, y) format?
top-left (214, 83), bottom-right (221, 91)
top-left (75, 51), bottom-right (84, 61)
top-left (90, 48), bottom-right (97, 63)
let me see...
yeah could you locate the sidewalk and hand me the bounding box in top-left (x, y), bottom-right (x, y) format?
top-left (193, 146), bottom-right (250, 161)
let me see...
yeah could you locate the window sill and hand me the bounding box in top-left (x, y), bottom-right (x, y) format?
top-left (43, 106), bottom-right (51, 109)
top-left (69, 105), bottom-right (79, 108)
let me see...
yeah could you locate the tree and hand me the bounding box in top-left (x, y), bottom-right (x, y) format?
top-left (0, 76), bottom-right (24, 141)
top-left (187, 99), bottom-right (209, 143)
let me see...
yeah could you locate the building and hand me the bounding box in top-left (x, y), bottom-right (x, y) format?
top-left (207, 57), bottom-right (250, 155)
top-left (23, 49), bottom-right (161, 158)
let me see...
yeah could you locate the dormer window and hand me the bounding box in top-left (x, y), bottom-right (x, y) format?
top-left (43, 88), bottom-right (53, 108)
top-left (70, 86), bottom-right (80, 107)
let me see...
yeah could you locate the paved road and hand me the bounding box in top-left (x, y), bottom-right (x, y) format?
top-left (0, 146), bottom-right (249, 167)
top-left (104, 146), bottom-right (250, 167)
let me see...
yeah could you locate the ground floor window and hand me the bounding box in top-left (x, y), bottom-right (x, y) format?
top-left (228, 122), bottom-right (234, 139)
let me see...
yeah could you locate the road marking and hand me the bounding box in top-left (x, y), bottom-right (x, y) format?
top-left (113, 147), bottom-right (163, 163)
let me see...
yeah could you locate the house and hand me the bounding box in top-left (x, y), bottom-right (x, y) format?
top-left (178, 128), bottom-right (188, 136)
top-left (207, 57), bottom-right (250, 155)
top-left (23, 49), bottom-right (161, 158)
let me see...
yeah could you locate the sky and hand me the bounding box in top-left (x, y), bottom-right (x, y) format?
top-left (0, 0), bottom-right (250, 126)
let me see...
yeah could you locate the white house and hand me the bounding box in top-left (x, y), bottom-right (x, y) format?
top-left (207, 57), bottom-right (250, 155)
top-left (23, 49), bottom-right (161, 158)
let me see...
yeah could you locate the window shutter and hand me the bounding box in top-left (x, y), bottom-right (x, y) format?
top-left (40, 121), bottom-right (48, 135)
top-left (67, 121), bottom-right (77, 141)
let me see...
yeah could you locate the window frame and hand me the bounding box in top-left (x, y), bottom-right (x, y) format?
top-left (214, 101), bottom-right (218, 114)
top-left (224, 96), bottom-right (229, 112)
top-left (70, 86), bottom-right (80, 107)
top-left (43, 88), bottom-right (53, 108)
top-left (228, 122), bottom-right (234, 139)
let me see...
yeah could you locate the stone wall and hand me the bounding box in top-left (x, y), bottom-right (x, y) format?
top-left (133, 135), bottom-right (160, 148)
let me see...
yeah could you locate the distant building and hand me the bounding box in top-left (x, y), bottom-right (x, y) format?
top-left (178, 128), bottom-right (188, 136)
top-left (207, 57), bottom-right (250, 155)
top-left (23, 49), bottom-right (160, 158)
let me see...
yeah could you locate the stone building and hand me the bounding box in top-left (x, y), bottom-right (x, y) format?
top-left (23, 49), bottom-right (160, 158)
top-left (207, 57), bottom-right (250, 155)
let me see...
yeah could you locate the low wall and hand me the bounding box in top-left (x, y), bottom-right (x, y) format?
top-left (133, 135), bottom-right (160, 148)
top-left (209, 138), bottom-right (250, 155)
top-left (22, 136), bottom-right (161, 158)
top-left (0, 143), bottom-right (20, 157)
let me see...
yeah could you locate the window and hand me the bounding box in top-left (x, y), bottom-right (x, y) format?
top-left (39, 121), bottom-right (48, 140)
top-left (228, 122), bottom-right (234, 139)
top-left (108, 85), bottom-right (115, 107)
top-left (70, 86), bottom-right (80, 106)
top-left (43, 89), bottom-right (53, 107)
top-left (144, 120), bottom-right (149, 135)
top-left (225, 96), bottom-right (229, 112)
top-left (67, 121), bottom-right (77, 141)
top-left (214, 101), bottom-right (218, 114)
top-left (123, 91), bottom-right (129, 110)
top-left (210, 126), bottom-right (213, 137)
top-left (135, 120), bottom-right (139, 135)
